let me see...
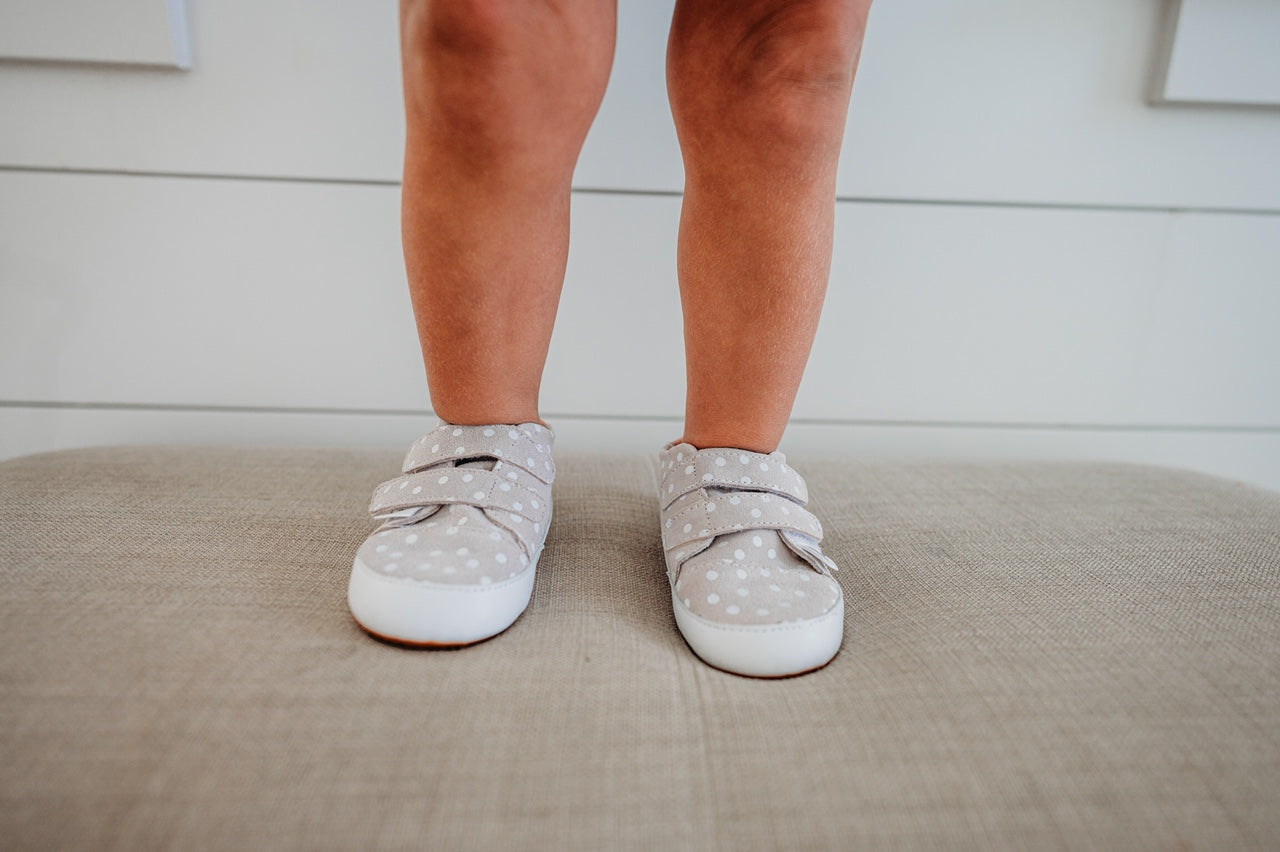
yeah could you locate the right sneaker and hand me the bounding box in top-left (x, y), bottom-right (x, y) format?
top-left (347, 420), bottom-right (555, 646)
top-left (657, 441), bottom-right (844, 677)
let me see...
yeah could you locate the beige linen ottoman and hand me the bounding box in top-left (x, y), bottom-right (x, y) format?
top-left (2, 445), bottom-right (1278, 850)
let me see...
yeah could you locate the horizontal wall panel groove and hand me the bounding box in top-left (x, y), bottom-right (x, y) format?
top-left (2, 170), bottom-right (1277, 429)
top-left (0, 164), bottom-right (403, 188)
top-left (7, 166), bottom-right (1280, 218)
top-left (1, 0), bottom-right (1278, 210)
top-left (5, 401), bottom-right (1280, 437)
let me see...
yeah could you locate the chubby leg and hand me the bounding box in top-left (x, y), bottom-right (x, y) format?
top-left (666, 0), bottom-right (871, 453)
top-left (399, 0), bottom-right (616, 426)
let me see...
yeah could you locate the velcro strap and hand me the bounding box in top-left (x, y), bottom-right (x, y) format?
top-left (661, 490), bottom-right (822, 553)
top-left (370, 467), bottom-right (549, 526)
top-left (402, 422), bottom-right (555, 484)
top-left (659, 447), bottom-right (806, 510)
top-left (483, 504), bottom-right (545, 561)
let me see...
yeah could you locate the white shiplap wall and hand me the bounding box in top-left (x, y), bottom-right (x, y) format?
top-left (1, 0), bottom-right (1278, 491)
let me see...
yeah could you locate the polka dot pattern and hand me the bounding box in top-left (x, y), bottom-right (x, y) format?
top-left (670, 529), bottom-right (840, 626)
top-left (357, 421), bottom-right (555, 588)
top-left (402, 421), bottom-right (555, 484)
top-left (371, 467), bottom-right (548, 531)
top-left (660, 488), bottom-right (824, 553)
top-left (659, 444), bottom-right (806, 510)
top-left (657, 441), bottom-right (841, 628)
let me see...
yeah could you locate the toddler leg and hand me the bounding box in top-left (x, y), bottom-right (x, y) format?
top-left (348, 1), bottom-right (617, 648)
top-left (657, 0), bottom-right (872, 677)
top-left (399, 0), bottom-right (616, 425)
top-left (666, 0), bottom-right (871, 453)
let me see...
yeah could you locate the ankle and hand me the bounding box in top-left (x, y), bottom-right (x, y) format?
top-left (677, 431), bottom-right (780, 455)
top-left (432, 408), bottom-right (548, 430)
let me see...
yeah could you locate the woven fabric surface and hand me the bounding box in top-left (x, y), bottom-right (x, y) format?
top-left (1, 445), bottom-right (1278, 850)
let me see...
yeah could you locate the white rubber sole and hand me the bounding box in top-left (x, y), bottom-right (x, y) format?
top-left (348, 557), bottom-right (536, 647)
top-left (671, 589), bottom-right (844, 678)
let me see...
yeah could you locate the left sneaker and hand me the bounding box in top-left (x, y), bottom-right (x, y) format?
top-left (657, 441), bottom-right (844, 677)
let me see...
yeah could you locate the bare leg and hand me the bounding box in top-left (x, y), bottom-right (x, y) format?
top-left (667, 0), bottom-right (871, 453)
top-left (399, 0), bottom-right (616, 426)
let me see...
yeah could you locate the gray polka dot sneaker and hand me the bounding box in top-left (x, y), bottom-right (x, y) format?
top-left (658, 441), bottom-right (844, 677)
top-left (348, 420), bottom-right (555, 646)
